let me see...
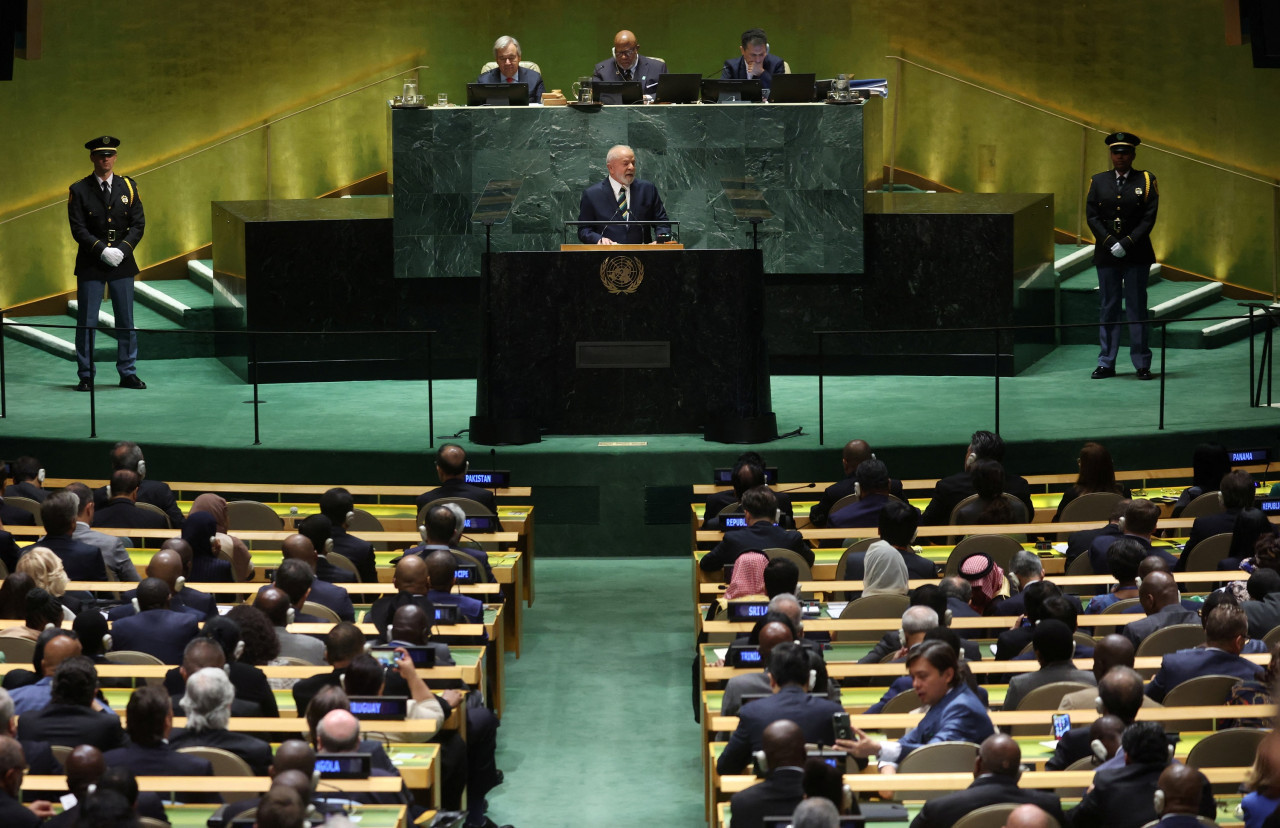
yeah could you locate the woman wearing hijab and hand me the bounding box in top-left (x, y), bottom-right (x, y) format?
top-left (959, 552), bottom-right (1007, 615)
top-left (188, 495), bottom-right (253, 581)
top-left (862, 541), bottom-right (909, 597)
top-left (182, 511), bottom-right (251, 582)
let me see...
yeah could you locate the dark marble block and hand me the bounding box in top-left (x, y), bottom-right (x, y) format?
top-left (478, 250), bottom-right (771, 434)
top-left (392, 104), bottom-right (864, 279)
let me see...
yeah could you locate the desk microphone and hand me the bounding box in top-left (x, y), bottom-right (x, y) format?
top-left (775, 482), bottom-right (818, 495)
top-left (489, 448), bottom-right (499, 500)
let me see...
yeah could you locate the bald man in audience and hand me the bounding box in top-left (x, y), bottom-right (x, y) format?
top-left (1151, 763), bottom-right (1210, 828)
top-left (315, 710), bottom-right (415, 808)
top-left (365, 555), bottom-right (434, 641)
top-left (108, 550), bottom-right (207, 621)
top-left (295, 514), bottom-right (357, 585)
top-left (291, 623), bottom-right (368, 713)
top-left (8, 633), bottom-right (82, 714)
top-left (256, 784), bottom-right (307, 828)
top-left (417, 443), bottom-right (498, 514)
top-left (1122, 571), bottom-right (1200, 648)
top-left (1004, 805), bottom-right (1055, 828)
top-left (110, 577), bottom-right (199, 664)
top-left (44, 744), bottom-right (167, 828)
top-left (218, 741), bottom-right (327, 824)
top-left (1047, 666), bottom-right (1146, 770)
top-left (281, 533), bottom-right (355, 621)
top-left (1060, 634), bottom-right (1161, 710)
top-left (255, 586), bottom-right (326, 665)
top-left (158, 540), bottom-right (216, 618)
top-left (809, 439), bottom-right (905, 527)
top-left (728, 719), bottom-right (806, 828)
top-left (910, 734), bottom-right (1065, 828)
top-left (722, 621), bottom-right (793, 716)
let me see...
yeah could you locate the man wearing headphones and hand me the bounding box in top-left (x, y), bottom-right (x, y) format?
top-left (91, 469), bottom-right (169, 535)
top-left (1046, 665), bottom-right (1146, 770)
top-left (843, 500), bottom-right (938, 582)
top-left (825, 459), bottom-right (915, 529)
top-left (1178, 469), bottom-right (1256, 565)
top-left (403, 502), bottom-right (496, 584)
top-left (703, 452), bottom-right (797, 530)
top-left (1001, 620), bottom-right (1095, 712)
top-left (1150, 764), bottom-right (1216, 828)
top-left (727, 719), bottom-right (806, 828)
top-left (280, 533), bottom-right (355, 621)
top-left (716, 642), bottom-right (844, 776)
top-left (7, 633), bottom-right (83, 715)
top-left (318, 488), bottom-right (377, 583)
top-left (65, 482), bottom-right (138, 582)
top-left (809, 439), bottom-right (905, 527)
top-left (416, 444), bottom-right (498, 515)
top-left (93, 441), bottom-right (184, 528)
top-left (721, 621), bottom-right (794, 717)
top-left (700, 486), bottom-right (813, 573)
top-left (108, 549), bottom-right (209, 621)
top-left (1087, 499), bottom-right (1173, 577)
top-left (909, 734), bottom-right (1065, 828)
top-left (27, 491), bottom-right (106, 582)
top-left (295, 514), bottom-right (357, 585)
top-left (1121, 571), bottom-right (1200, 649)
top-left (921, 431), bottom-right (1034, 526)
top-left (3, 457), bottom-right (46, 502)
top-left (110, 578), bottom-right (200, 665)
top-left (253, 586), bottom-right (326, 665)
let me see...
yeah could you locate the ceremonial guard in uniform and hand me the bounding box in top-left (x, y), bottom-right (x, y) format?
top-left (1086, 131), bottom-right (1159, 380)
top-left (68, 135), bottom-right (146, 391)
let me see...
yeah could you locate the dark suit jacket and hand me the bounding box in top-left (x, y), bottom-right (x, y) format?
top-left (1046, 725), bottom-right (1093, 770)
top-left (44, 793), bottom-right (166, 828)
top-left (68, 172), bottom-right (144, 281)
top-left (1178, 509), bottom-right (1241, 569)
top-left (293, 668), bottom-right (342, 715)
top-left (829, 493), bottom-right (919, 529)
top-left (910, 774), bottom-right (1067, 828)
top-left (91, 497), bottom-right (170, 532)
top-left (577, 178), bottom-right (669, 244)
top-left (331, 527), bottom-right (377, 583)
top-left (921, 471), bottom-right (1034, 526)
top-left (728, 767), bottom-right (804, 828)
top-left (415, 479), bottom-right (499, 515)
top-left (1122, 604), bottom-right (1203, 648)
top-left (700, 521), bottom-right (813, 572)
top-left (1146, 647), bottom-right (1263, 702)
top-left (593, 55), bottom-right (667, 89)
top-left (103, 743), bottom-right (217, 802)
top-left (1089, 534), bottom-right (1176, 581)
top-left (475, 66), bottom-right (544, 103)
top-left (107, 591), bottom-right (205, 623)
top-left (5, 482), bottom-right (46, 502)
top-left (169, 727), bottom-right (273, 775)
top-left (428, 588), bottom-right (485, 624)
top-left (163, 662), bottom-right (277, 718)
top-left (111, 607), bottom-right (200, 664)
top-left (1068, 761), bottom-right (1213, 828)
top-left (990, 590), bottom-right (1084, 618)
top-left (27, 533), bottom-right (107, 580)
top-left (0, 530), bottom-right (17, 574)
top-left (717, 686), bottom-right (843, 775)
top-left (21, 738), bottom-right (62, 775)
top-left (308, 577), bottom-right (356, 621)
top-left (0, 502), bottom-right (36, 526)
top-left (808, 476), bottom-right (906, 527)
top-left (0, 788), bottom-right (40, 828)
top-left (704, 490), bottom-right (796, 528)
top-left (1067, 522), bottom-right (1121, 563)
top-left (995, 624), bottom-right (1035, 661)
top-left (17, 703), bottom-right (127, 751)
top-left (1085, 167), bottom-right (1159, 268)
top-left (721, 54), bottom-right (787, 87)
top-left (177, 585), bottom-right (217, 618)
top-left (95, 479), bottom-right (183, 528)
top-left (316, 556), bottom-right (357, 584)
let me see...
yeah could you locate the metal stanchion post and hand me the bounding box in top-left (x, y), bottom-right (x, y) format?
top-left (1158, 322), bottom-right (1166, 430)
top-left (1249, 307), bottom-right (1257, 406)
top-left (993, 329), bottom-right (1001, 435)
top-left (250, 332), bottom-right (261, 446)
top-left (427, 331), bottom-right (435, 449)
top-left (0, 308), bottom-right (6, 419)
top-left (817, 333), bottom-right (825, 446)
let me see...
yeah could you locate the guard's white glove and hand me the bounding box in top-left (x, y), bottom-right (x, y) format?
top-left (1110, 242), bottom-right (1126, 258)
top-left (100, 247), bottom-right (125, 267)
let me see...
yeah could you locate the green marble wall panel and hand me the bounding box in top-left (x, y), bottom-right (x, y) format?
top-left (392, 104), bottom-right (863, 278)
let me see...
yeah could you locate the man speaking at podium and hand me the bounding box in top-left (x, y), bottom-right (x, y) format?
top-left (577, 145), bottom-right (669, 245)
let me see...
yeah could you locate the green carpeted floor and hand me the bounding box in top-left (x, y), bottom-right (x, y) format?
top-left (484, 558), bottom-right (701, 827)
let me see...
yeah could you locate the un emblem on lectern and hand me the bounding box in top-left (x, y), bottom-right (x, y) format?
top-left (600, 256), bottom-right (644, 295)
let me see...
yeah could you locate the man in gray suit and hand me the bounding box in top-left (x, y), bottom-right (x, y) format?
top-left (1002, 620), bottom-right (1095, 712)
top-left (721, 621), bottom-right (792, 716)
top-left (65, 483), bottom-right (138, 581)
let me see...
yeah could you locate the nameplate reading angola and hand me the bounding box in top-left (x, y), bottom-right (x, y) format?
top-left (600, 255), bottom-right (644, 295)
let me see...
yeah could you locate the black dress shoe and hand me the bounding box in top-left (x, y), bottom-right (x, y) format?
top-left (1136, 368), bottom-right (1154, 381)
top-left (74, 379), bottom-right (93, 392)
top-left (119, 375), bottom-right (147, 390)
top-left (1090, 366), bottom-right (1116, 379)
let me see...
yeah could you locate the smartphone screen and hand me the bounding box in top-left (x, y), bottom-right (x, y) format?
top-left (1052, 713), bottom-right (1071, 739)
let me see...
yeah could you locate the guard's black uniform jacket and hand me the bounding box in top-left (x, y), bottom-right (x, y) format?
top-left (68, 173), bottom-right (145, 281)
top-left (1085, 167), bottom-right (1158, 266)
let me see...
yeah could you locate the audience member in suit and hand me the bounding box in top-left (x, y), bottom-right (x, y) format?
top-left (861, 585), bottom-right (981, 665)
top-left (1178, 469), bottom-right (1256, 568)
top-left (189, 494), bottom-right (254, 581)
top-left (859, 605), bottom-right (939, 678)
top-left (91, 469), bottom-right (169, 536)
top-left (1060, 635), bottom-right (1161, 711)
top-left (1152, 762), bottom-right (1218, 828)
top-left (577, 144), bottom-right (669, 245)
top-left (107, 549), bottom-right (207, 623)
top-left (158, 539), bottom-right (217, 617)
top-left (26, 491), bottom-right (106, 581)
top-left (111, 577), bottom-right (200, 664)
top-left (93, 441), bottom-right (184, 528)
top-left (7, 631), bottom-right (82, 714)
top-left (293, 622), bottom-right (370, 714)
top-left (0, 588), bottom-right (66, 643)
top-left (922, 431), bottom-right (1034, 525)
top-left (320, 487), bottom-right (378, 583)
top-left (1147, 603), bottom-right (1262, 702)
top-left (0, 735), bottom-right (47, 828)
top-left (169, 667), bottom-right (273, 775)
top-left (476, 35), bottom-right (543, 103)
top-left (1084, 537), bottom-right (1146, 613)
top-left (416, 443), bottom-right (499, 515)
top-left (296, 514), bottom-right (358, 585)
top-left (4, 457), bottom-right (46, 503)
top-left (703, 453), bottom-right (795, 530)
top-left (810, 439), bottom-right (907, 527)
top-left (990, 550), bottom-right (1085, 617)
top-left (700, 486), bottom-right (813, 572)
top-left (840, 640), bottom-right (995, 791)
top-left (16, 656), bottom-right (127, 751)
top-left (0, 531), bottom-right (17, 576)
top-left (722, 621), bottom-right (793, 717)
top-left (65, 482), bottom-right (138, 581)
top-left (593, 29), bottom-right (666, 94)
top-left (1066, 721), bottom-right (1215, 828)
top-left (201, 612), bottom-right (280, 718)
top-left (940, 576), bottom-right (982, 619)
top-left (267, 558), bottom-right (330, 624)
top-left (828, 459), bottom-right (921, 530)
top-left (1047, 665), bottom-right (1147, 770)
top-left (993, 581), bottom-right (1061, 660)
top-left (717, 642), bottom-right (845, 775)
top-left (1002, 620), bottom-right (1096, 712)
top-left (315, 709), bottom-right (419, 813)
top-left (103, 685), bottom-right (216, 803)
top-left (1088, 498), bottom-right (1177, 578)
top-left (254, 585), bottom-right (326, 665)
top-left (364, 556), bottom-right (436, 643)
top-left (1219, 507), bottom-right (1279, 573)
top-left (425, 549), bottom-right (485, 626)
top-left (951, 459), bottom-right (1030, 526)
top-left (280, 533), bottom-right (355, 621)
top-left (866, 625), bottom-right (992, 713)
top-left (43, 747), bottom-right (167, 828)
top-left (909, 734), bottom-right (1066, 828)
top-left (0, 481), bottom-right (37, 526)
top-left (162, 636), bottom-right (266, 718)
top-left (0, 686), bottom-right (62, 777)
top-left (1066, 498), bottom-right (1128, 564)
top-left (728, 719), bottom-right (806, 828)
top-left (215, 741), bottom-right (346, 826)
top-left (1122, 571), bottom-right (1201, 648)
top-left (403, 502), bottom-right (496, 584)
top-left (1052, 441), bottom-right (1132, 521)
top-left (721, 28), bottom-right (787, 88)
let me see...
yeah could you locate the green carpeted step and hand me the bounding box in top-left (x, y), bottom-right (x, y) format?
top-left (1164, 297), bottom-right (1263, 350)
top-left (135, 277), bottom-right (215, 328)
top-left (2, 314), bottom-right (115, 361)
top-left (61, 299), bottom-right (213, 361)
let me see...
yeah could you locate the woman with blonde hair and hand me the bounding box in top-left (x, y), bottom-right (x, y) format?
top-left (17, 546), bottom-right (78, 617)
